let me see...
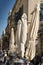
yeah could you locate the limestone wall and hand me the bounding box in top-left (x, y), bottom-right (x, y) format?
top-left (8, 0), bottom-right (41, 60)
top-left (25, 0), bottom-right (40, 60)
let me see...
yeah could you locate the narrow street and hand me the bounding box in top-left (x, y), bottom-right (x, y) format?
top-left (0, 0), bottom-right (43, 65)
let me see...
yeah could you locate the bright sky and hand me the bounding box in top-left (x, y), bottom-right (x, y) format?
top-left (0, 0), bottom-right (16, 37)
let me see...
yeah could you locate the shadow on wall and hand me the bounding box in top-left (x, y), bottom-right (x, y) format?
top-left (30, 41), bottom-right (43, 65)
top-left (30, 55), bottom-right (42, 65)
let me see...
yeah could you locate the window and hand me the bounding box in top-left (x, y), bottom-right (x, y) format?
top-left (13, 6), bottom-right (23, 25)
top-left (40, 3), bottom-right (43, 21)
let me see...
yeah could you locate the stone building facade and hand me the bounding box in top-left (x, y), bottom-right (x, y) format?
top-left (2, 0), bottom-right (43, 60)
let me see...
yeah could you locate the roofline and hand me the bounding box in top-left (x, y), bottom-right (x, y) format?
top-left (11, 0), bottom-right (18, 14)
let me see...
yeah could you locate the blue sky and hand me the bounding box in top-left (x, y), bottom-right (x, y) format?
top-left (0, 0), bottom-right (16, 37)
